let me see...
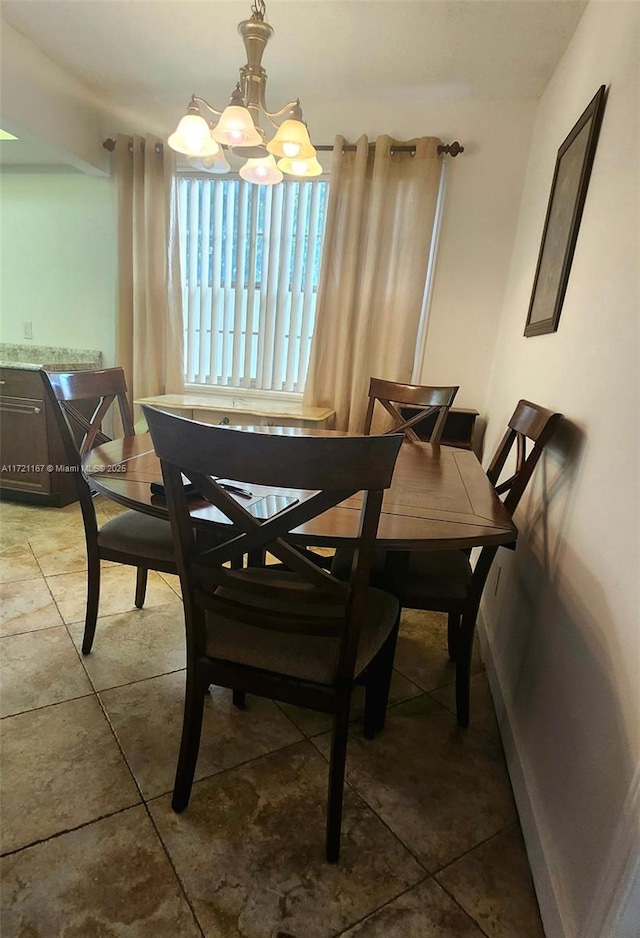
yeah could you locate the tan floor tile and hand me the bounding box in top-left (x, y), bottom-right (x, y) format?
top-left (47, 564), bottom-right (179, 624)
top-left (67, 603), bottom-right (185, 690)
top-left (313, 695), bottom-right (515, 873)
top-left (393, 608), bottom-right (483, 693)
top-left (158, 571), bottom-right (182, 596)
top-left (340, 877), bottom-right (485, 937)
top-left (28, 530), bottom-right (88, 576)
top-left (101, 672), bottom-right (304, 799)
top-left (0, 696), bottom-right (140, 853)
top-left (149, 741), bottom-right (424, 938)
top-left (0, 503), bottom-right (85, 547)
top-left (436, 825), bottom-right (545, 938)
top-left (278, 669), bottom-right (422, 738)
top-left (0, 627), bottom-right (92, 717)
top-left (0, 520), bottom-right (30, 549)
top-left (430, 671), bottom-right (502, 746)
top-left (100, 500), bottom-right (130, 520)
top-left (0, 543), bottom-right (41, 584)
top-left (0, 806), bottom-right (200, 936)
top-left (0, 577), bottom-right (62, 636)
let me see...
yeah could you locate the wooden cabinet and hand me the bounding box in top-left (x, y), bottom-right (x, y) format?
top-left (0, 368), bottom-right (77, 506)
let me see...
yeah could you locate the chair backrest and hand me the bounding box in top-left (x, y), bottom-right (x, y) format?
top-left (144, 405), bottom-right (402, 684)
top-left (486, 399), bottom-right (562, 514)
top-left (364, 377), bottom-right (459, 443)
top-left (41, 368), bottom-right (133, 459)
top-left (468, 399), bottom-right (562, 605)
top-left (40, 368), bottom-right (134, 534)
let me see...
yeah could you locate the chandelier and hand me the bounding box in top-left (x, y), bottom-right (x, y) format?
top-left (168, 0), bottom-right (321, 185)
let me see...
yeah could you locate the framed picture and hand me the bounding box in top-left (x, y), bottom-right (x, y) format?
top-left (524, 85), bottom-right (607, 337)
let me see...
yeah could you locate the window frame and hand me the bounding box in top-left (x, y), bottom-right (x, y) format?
top-left (177, 171), bottom-right (330, 397)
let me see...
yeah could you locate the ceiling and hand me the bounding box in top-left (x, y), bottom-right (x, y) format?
top-left (2, 0), bottom-right (587, 143)
top-left (0, 0), bottom-right (587, 171)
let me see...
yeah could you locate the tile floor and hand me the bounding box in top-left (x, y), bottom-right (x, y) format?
top-left (0, 498), bottom-right (546, 937)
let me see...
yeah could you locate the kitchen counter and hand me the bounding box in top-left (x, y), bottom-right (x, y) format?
top-left (0, 345), bottom-right (102, 506)
top-left (0, 343), bottom-right (102, 371)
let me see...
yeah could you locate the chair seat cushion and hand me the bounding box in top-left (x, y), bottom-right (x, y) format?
top-left (395, 550), bottom-right (472, 604)
top-left (332, 547), bottom-right (472, 605)
top-left (97, 511), bottom-right (176, 562)
top-left (205, 570), bottom-right (400, 686)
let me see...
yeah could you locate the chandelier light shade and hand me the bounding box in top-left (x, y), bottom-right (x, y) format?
top-left (276, 155), bottom-right (323, 178)
top-left (168, 112), bottom-right (220, 157)
top-left (168, 0), bottom-right (318, 184)
top-left (239, 154), bottom-right (283, 185)
top-left (187, 151), bottom-right (231, 174)
top-left (266, 119), bottom-right (315, 160)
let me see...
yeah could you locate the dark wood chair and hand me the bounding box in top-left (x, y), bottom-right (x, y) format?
top-left (364, 377), bottom-right (459, 443)
top-left (388, 400), bottom-right (562, 726)
top-left (41, 368), bottom-right (178, 654)
top-left (143, 405), bottom-right (403, 862)
top-left (333, 399), bottom-right (562, 727)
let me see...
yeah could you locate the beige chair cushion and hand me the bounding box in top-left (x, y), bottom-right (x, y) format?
top-left (97, 511), bottom-right (176, 562)
top-left (396, 550), bottom-right (472, 603)
top-left (332, 547), bottom-right (472, 604)
top-left (205, 570), bottom-right (399, 685)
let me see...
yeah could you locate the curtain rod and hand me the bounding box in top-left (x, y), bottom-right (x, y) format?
top-left (102, 138), bottom-right (464, 156)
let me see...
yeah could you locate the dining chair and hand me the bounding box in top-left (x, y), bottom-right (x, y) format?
top-left (41, 368), bottom-right (178, 654)
top-left (364, 377), bottom-right (459, 442)
top-left (143, 405), bottom-right (403, 862)
top-left (333, 399), bottom-right (562, 727)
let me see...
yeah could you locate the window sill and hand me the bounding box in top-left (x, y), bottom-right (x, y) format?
top-left (136, 389), bottom-right (334, 426)
top-left (183, 384), bottom-right (304, 407)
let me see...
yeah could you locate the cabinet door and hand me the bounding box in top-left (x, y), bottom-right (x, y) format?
top-left (0, 396), bottom-right (51, 494)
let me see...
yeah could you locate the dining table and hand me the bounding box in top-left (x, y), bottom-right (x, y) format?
top-left (83, 426), bottom-right (517, 553)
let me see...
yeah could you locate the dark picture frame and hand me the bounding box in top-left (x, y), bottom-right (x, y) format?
top-left (524, 85), bottom-right (607, 337)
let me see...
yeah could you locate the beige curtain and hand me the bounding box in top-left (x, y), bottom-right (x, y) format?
top-left (304, 135), bottom-right (443, 431)
top-left (114, 134), bottom-right (184, 412)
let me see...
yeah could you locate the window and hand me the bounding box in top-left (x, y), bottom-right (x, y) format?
top-left (178, 176), bottom-right (328, 393)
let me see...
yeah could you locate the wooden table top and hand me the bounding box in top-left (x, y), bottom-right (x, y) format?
top-left (84, 430), bottom-right (517, 551)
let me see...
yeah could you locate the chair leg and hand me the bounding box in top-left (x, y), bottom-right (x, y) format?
top-left (455, 613), bottom-right (476, 728)
top-left (447, 612), bottom-right (461, 662)
top-left (232, 690), bottom-right (246, 709)
top-left (81, 548), bottom-right (101, 655)
top-left (364, 613), bottom-right (400, 739)
top-left (172, 670), bottom-right (207, 813)
top-left (134, 566), bottom-right (148, 608)
top-left (326, 697), bottom-right (351, 863)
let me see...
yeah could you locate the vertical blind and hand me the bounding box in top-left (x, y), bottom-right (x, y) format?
top-left (178, 176), bottom-right (328, 392)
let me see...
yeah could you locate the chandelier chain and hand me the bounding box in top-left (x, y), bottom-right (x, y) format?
top-left (250, 0), bottom-right (266, 22)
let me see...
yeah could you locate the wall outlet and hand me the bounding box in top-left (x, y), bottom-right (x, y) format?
top-left (23, 321), bottom-right (33, 340)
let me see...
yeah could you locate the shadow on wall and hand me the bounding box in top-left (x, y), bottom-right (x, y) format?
top-left (482, 418), bottom-right (637, 934)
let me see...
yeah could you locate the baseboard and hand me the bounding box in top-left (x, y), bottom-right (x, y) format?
top-left (580, 764), bottom-right (640, 938)
top-left (477, 610), bottom-right (572, 938)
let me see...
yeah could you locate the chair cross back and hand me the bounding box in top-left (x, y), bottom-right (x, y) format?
top-left (486, 399), bottom-right (562, 513)
top-left (41, 368), bottom-right (134, 462)
top-left (143, 406), bottom-right (402, 648)
top-left (364, 377), bottom-right (459, 443)
top-left (40, 368), bottom-right (177, 659)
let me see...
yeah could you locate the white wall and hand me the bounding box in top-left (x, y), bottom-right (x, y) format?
top-left (1, 23), bottom-right (109, 175)
top-left (311, 97), bottom-right (538, 410)
top-left (0, 174), bottom-right (117, 364)
top-left (1, 83), bottom-right (536, 407)
top-left (480, 3), bottom-right (639, 936)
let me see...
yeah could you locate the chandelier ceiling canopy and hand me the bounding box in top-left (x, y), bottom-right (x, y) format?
top-left (168, 0), bottom-right (319, 185)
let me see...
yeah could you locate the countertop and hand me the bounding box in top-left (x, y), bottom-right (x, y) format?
top-left (0, 344), bottom-right (102, 371)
